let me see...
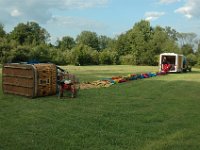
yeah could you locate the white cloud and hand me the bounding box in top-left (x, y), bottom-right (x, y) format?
top-left (10, 9), bottom-right (22, 17)
top-left (0, 0), bottom-right (109, 43)
top-left (47, 16), bottom-right (107, 30)
top-left (175, 0), bottom-right (200, 19)
top-left (145, 11), bottom-right (165, 21)
top-left (159, 0), bottom-right (181, 4)
top-left (0, 0), bottom-right (109, 24)
top-left (61, 0), bottom-right (109, 9)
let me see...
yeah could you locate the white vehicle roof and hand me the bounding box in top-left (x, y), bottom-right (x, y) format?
top-left (160, 53), bottom-right (183, 56)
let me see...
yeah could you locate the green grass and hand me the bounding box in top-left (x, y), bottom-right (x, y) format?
top-left (61, 65), bottom-right (159, 82)
top-left (1, 66), bottom-right (200, 150)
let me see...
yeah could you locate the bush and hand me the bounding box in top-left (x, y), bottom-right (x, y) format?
top-left (49, 48), bottom-right (69, 65)
top-left (99, 48), bottom-right (119, 65)
top-left (119, 54), bottom-right (134, 65)
top-left (186, 53), bottom-right (197, 66)
top-left (90, 50), bottom-right (99, 65)
top-left (99, 51), bottom-right (111, 65)
top-left (0, 43), bottom-right (13, 63)
top-left (70, 44), bottom-right (96, 65)
top-left (30, 45), bottom-right (51, 63)
top-left (10, 46), bottom-right (31, 63)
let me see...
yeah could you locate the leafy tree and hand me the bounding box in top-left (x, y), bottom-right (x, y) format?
top-left (10, 46), bottom-right (31, 63)
top-left (0, 40), bottom-right (12, 63)
top-left (150, 26), bottom-right (168, 54)
top-left (9, 23), bottom-right (27, 45)
top-left (115, 32), bottom-right (131, 55)
top-left (30, 45), bottom-right (51, 63)
top-left (150, 26), bottom-right (180, 55)
top-left (99, 50), bottom-right (112, 65)
top-left (165, 26), bottom-right (178, 41)
top-left (98, 35), bottom-right (113, 51)
top-left (119, 54), bottom-right (134, 65)
top-left (195, 40), bottom-right (200, 67)
top-left (57, 36), bottom-right (76, 50)
top-left (196, 41), bottom-right (200, 55)
top-left (1, 20), bottom-right (199, 66)
top-left (161, 39), bottom-right (180, 54)
top-left (76, 31), bottom-right (99, 50)
top-left (99, 49), bottom-right (119, 65)
top-left (186, 53), bottom-right (197, 66)
top-left (177, 32), bottom-right (197, 47)
top-left (90, 50), bottom-right (99, 65)
top-left (27, 22), bottom-right (50, 44)
top-left (70, 44), bottom-right (95, 65)
top-left (49, 48), bottom-right (68, 65)
top-left (9, 22), bottom-right (50, 45)
top-left (128, 20), bottom-right (153, 65)
top-left (196, 56), bottom-right (200, 67)
top-left (181, 44), bottom-right (194, 56)
top-left (0, 23), bottom-right (6, 38)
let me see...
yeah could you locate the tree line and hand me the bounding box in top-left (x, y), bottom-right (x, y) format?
top-left (0, 20), bottom-right (200, 66)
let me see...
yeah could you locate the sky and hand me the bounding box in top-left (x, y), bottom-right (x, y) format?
top-left (0, 0), bottom-right (200, 44)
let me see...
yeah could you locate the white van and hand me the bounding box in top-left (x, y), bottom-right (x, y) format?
top-left (159, 53), bottom-right (185, 73)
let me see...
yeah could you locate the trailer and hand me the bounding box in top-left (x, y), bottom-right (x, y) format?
top-left (159, 53), bottom-right (191, 73)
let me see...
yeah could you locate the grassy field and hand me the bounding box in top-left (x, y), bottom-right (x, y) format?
top-left (1, 65), bottom-right (200, 150)
top-left (62, 65), bottom-right (160, 82)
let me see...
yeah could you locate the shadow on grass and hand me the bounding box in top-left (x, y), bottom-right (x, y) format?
top-left (187, 70), bottom-right (200, 74)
